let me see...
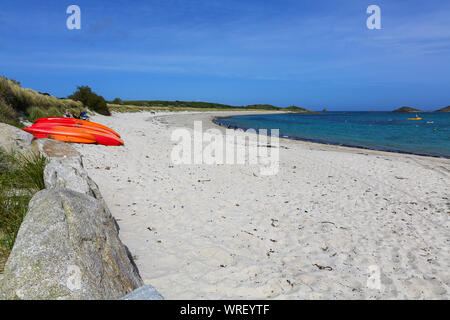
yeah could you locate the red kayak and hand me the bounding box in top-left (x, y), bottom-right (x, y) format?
top-left (23, 125), bottom-right (124, 146)
top-left (34, 117), bottom-right (121, 138)
top-left (23, 126), bottom-right (97, 144)
top-left (31, 121), bottom-right (119, 138)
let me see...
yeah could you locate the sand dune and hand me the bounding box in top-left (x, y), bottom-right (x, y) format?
top-left (75, 111), bottom-right (449, 299)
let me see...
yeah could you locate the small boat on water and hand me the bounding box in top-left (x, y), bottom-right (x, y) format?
top-left (408, 114), bottom-right (422, 120)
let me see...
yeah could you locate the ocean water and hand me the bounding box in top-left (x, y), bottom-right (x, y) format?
top-left (214, 112), bottom-right (450, 158)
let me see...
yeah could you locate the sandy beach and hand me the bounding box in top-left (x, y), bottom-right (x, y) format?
top-left (75, 111), bottom-right (449, 299)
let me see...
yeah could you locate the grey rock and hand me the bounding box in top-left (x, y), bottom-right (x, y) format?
top-left (43, 146), bottom-right (117, 231)
top-left (39, 139), bottom-right (101, 199)
top-left (44, 156), bottom-right (92, 196)
top-left (0, 188), bottom-right (143, 300)
top-left (0, 123), bottom-right (34, 153)
top-left (119, 285), bottom-right (164, 300)
top-left (31, 139), bottom-right (80, 159)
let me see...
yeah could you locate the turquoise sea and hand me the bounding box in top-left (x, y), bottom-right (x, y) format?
top-left (214, 112), bottom-right (450, 158)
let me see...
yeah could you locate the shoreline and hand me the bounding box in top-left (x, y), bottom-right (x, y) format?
top-left (212, 114), bottom-right (450, 160)
top-left (74, 110), bottom-right (450, 299)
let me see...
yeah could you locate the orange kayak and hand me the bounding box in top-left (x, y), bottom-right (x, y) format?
top-left (23, 125), bottom-right (124, 146)
top-left (34, 117), bottom-right (121, 138)
top-left (31, 121), bottom-right (119, 138)
top-left (23, 126), bottom-right (97, 144)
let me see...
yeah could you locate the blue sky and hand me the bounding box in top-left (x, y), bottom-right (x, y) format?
top-left (1, 0), bottom-right (449, 110)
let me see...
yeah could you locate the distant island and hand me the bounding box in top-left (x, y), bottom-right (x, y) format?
top-left (392, 106), bottom-right (450, 113)
top-left (284, 105), bottom-right (314, 113)
top-left (435, 106), bottom-right (450, 112)
top-left (393, 106), bottom-right (422, 113)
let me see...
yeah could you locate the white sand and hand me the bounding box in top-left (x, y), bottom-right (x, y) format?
top-left (75, 111), bottom-right (449, 299)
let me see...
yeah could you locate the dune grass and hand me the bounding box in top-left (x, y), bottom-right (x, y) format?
top-left (0, 99), bottom-right (23, 128)
top-left (0, 76), bottom-right (84, 125)
top-left (0, 148), bottom-right (48, 273)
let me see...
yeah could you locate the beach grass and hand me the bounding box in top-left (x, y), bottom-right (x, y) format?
top-left (0, 148), bottom-right (48, 273)
top-left (0, 76), bottom-right (85, 126)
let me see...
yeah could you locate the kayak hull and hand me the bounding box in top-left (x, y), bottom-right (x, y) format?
top-left (34, 117), bottom-right (121, 138)
top-left (23, 125), bottom-right (124, 146)
top-left (31, 121), bottom-right (119, 138)
top-left (23, 126), bottom-right (97, 144)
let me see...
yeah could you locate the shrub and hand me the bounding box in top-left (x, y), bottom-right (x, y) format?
top-left (112, 98), bottom-right (123, 105)
top-left (68, 86), bottom-right (111, 116)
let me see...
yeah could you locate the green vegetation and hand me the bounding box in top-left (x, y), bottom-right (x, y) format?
top-left (108, 100), bottom-right (314, 113)
top-left (0, 98), bottom-right (21, 127)
top-left (242, 104), bottom-right (280, 110)
top-left (68, 86), bottom-right (111, 116)
top-left (25, 106), bottom-right (66, 122)
top-left (0, 76), bottom-right (84, 125)
top-left (108, 104), bottom-right (210, 113)
top-left (393, 106), bottom-right (422, 113)
top-left (0, 148), bottom-right (48, 272)
top-left (394, 105), bottom-right (450, 112)
top-left (112, 98), bottom-right (123, 105)
top-left (284, 105), bottom-right (311, 113)
top-left (115, 100), bottom-right (282, 110)
top-left (108, 104), bottom-right (278, 113)
top-left (18, 152), bottom-right (48, 191)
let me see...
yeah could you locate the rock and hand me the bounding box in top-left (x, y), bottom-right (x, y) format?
top-left (44, 156), bottom-right (92, 196)
top-left (119, 285), bottom-right (164, 300)
top-left (31, 138), bottom-right (80, 159)
top-left (42, 145), bottom-right (115, 231)
top-left (37, 139), bottom-right (100, 199)
top-left (0, 123), bottom-right (34, 153)
top-left (0, 188), bottom-right (143, 300)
